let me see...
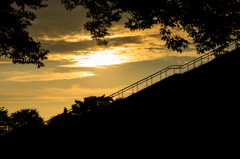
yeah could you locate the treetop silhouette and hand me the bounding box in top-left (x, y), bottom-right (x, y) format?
top-left (10, 108), bottom-right (44, 129)
top-left (0, 107), bottom-right (10, 135)
top-left (0, 0), bottom-right (48, 68)
top-left (60, 0), bottom-right (240, 53)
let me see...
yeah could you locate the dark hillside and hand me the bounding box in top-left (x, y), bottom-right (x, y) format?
top-left (126, 48), bottom-right (240, 112)
top-left (3, 49), bottom-right (239, 152)
top-left (52, 49), bottom-right (238, 145)
top-left (119, 49), bottom-right (240, 139)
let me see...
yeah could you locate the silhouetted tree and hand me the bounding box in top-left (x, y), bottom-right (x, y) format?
top-left (0, 0), bottom-right (49, 67)
top-left (0, 107), bottom-right (10, 135)
top-left (60, 0), bottom-right (240, 54)
top-left (10, 109), bottom-right (44, 130)
top-left (71, 95), bottom-right (113, 114)
top-left (48, 95), bottom-right (113, 125)
top-left (47, 112), bottom-right (72, 126)
top-left (72, 99), bottom-right (88, 115)
top-left (83, 95), bottom-right (113, 111)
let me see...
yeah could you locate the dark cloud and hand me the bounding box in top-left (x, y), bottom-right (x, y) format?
top-left (41, 40), bottom-right (97, 53)
top-left (145, 47), bottom-right (165, 51)
top-left (148, 33), bottom-right (162, 38)
top-left (28, 1), bottom-right (155, 54)
top-left (108, 36), bottom-right (143, 46)
top-left (29, 1), bottom-right (88, 38)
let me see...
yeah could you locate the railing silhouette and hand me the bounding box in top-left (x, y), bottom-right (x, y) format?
top-left (109, 42), bottom-right (237, 99)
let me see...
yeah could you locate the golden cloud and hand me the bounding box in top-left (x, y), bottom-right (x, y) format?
top-left (2, 70), bottom-right (95, 82)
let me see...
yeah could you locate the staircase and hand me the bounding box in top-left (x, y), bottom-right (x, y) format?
top-left (109, 42), bottom-right (237, 99)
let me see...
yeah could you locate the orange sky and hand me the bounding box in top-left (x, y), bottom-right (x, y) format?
top-left (0, 1), bottom-right (199, 120)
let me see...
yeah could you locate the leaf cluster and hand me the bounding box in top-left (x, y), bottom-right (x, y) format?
top-left (0, 0), bottom-right (49, 67)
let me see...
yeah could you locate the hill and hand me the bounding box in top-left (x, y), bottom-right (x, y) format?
top-left (2, 49), bottom-right (239, 152)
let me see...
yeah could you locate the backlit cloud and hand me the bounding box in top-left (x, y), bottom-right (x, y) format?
top-left (57, 48), bottom-right (129, 67)
top-left (38, 32), bottom-right (91, 42)
top-left (1, 70), bottom-right (95, 82)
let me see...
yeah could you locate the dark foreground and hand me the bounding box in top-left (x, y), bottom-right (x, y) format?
top-left (1, 49), bottom-right (239, 155)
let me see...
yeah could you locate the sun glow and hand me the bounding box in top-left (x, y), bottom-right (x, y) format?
top-left (60, 49), bottom-right (128, 68)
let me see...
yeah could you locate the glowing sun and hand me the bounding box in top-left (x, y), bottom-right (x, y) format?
top-left (64, 49), bottom-right (128, 68)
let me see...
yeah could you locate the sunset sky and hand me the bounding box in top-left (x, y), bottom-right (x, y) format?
top-left (0, 1), bottom-right (200, 120)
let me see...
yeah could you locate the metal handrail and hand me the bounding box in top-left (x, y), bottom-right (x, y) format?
top-left (109, 41), bottom-right (237, 99)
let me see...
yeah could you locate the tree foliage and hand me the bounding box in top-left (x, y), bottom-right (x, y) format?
top-left (0, 0), bottom-right (49, 68)
top-left (72, 95), bottom-right (113, 114)
top-left (60, 0), bottom-right (240, 53)
top-left (10, 108), bottom-right (44, 129)
top-left (0, 107), bottom-right (10, 135)
top-left (47, 95), bottom-right (113, 125)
